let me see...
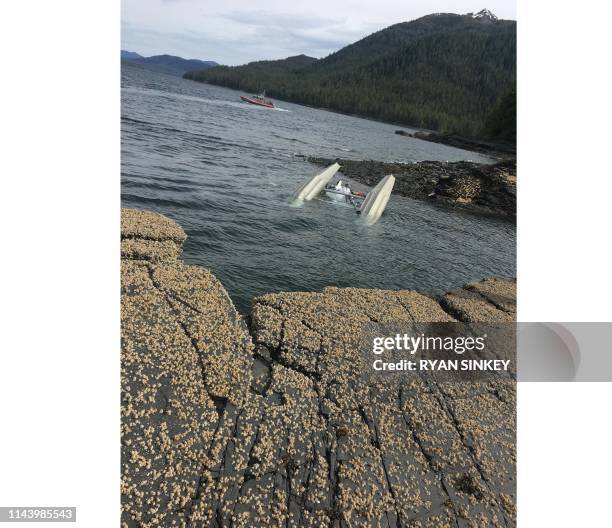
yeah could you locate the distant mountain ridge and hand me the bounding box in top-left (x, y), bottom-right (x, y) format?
top-left (121, 51), bottom-right (218, 77)
top-left (121, 50), bottom-right (143, 60)
top-left (184, 10), bottom-right (516, 140)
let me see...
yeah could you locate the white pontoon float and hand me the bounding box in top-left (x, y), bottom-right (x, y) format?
top-left (292, 163), bottom-right (341, 202)
top-left (292, 163), bottom-right (395, 224)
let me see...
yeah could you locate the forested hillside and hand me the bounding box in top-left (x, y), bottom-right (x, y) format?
top-left (184, 11), bottom-right (516, 140)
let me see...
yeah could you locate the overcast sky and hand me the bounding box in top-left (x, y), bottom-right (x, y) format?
top-left (122, 0), bottom-right (516, 65)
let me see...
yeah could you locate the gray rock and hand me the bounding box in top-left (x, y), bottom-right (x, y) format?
top-left (121, 209), bottom-right (516, 527)
top-left (308, 157), bottom-right (516, 219)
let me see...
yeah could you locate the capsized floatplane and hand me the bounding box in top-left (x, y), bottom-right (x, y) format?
top-left (292, 163), bottom-right (395, 224)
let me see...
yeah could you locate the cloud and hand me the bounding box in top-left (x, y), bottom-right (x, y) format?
top-left (122, 0), bottom-right (517, 65)
top-left (209, 10), bottom-right (375, 60)
top-left (222, 10), bottom-right (342, 30)
top-left (122, 8), bottom-right (371, 64)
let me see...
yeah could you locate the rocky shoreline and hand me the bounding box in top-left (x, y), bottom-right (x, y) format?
top-left (394, 130), bottom-right (516, 160)
top-left (121, 208), bottom-right (516, 527)
top-left (308, 156), bottom-right (516, 219)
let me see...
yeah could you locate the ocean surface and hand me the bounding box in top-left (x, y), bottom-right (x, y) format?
top-left (121, 64), bottom-right (516, 313)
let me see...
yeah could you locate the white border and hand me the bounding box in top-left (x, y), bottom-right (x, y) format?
top-left (1, 1), bottom-right (610, 526)
top-left (1, 1), bottom-right (119, 526)
top-left (518, 0), bottom-right (612, 322)
top-left (518, 1), bottom-right (612, 526)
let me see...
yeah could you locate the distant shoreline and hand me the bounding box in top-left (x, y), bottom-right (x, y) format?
top-left (183, 76), bottom-right (513, 158)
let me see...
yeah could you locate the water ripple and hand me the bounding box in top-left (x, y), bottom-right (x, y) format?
top-left (122, 64), bottom-right (515, 313)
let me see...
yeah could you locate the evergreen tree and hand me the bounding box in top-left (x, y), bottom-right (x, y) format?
top-left (184, 13), bottom-right (516, 140)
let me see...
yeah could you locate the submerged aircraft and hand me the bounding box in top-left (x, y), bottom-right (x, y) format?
top-left (292, 163), bottom-right (395, 224)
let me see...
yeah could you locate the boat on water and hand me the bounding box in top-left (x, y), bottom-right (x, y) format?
top-left (240, 92), bottom-right (275, 108)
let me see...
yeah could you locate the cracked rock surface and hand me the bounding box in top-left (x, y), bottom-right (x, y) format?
top-left (121, 208), bottom-right (516, 527)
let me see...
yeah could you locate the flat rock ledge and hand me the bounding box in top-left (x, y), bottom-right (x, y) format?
top-left (121, 208), bottom-right (188, 262)
top-left (121, 208), bottom-right (516, 528)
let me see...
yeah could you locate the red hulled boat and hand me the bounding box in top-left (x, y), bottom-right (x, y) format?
top-left (240, 93), bottom-right (275, 108)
